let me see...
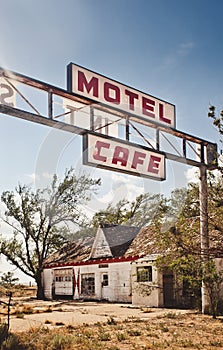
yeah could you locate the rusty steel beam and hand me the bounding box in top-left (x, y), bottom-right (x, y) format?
top-left (0, 67), bottom-right (218, 169)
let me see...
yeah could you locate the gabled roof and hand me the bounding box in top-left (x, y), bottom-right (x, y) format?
top-left (43, 224), bottom-right (160, 267)
top-left (101, 224), bottom-right (140, 257)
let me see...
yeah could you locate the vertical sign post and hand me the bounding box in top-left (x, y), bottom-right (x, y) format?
top-left (199, 165), bottom-right (209, 314)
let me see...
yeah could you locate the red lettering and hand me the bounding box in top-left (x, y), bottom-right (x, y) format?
top-left (104, 82), bottom-right (120, 104)
top-left (142, 97), bottom-right (155, 118)
top-left (112, 146), bottom-right (129, 166)
top-left (78, 71), bottom-right (99, 97)
top-left (125, 89), bottom-right (139, 111)
top-left (148, 155), bottom-right (161, 174)
top-left (93, 141), bottom-right (110, 162)
top-left (131, 151), bottom-right (146, 169)
top-left (159, 103), bottom-right (171, 125)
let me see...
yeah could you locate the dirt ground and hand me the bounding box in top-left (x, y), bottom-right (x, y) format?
top-left (2, 298), bottom-right (223, 349)
top-left (1, 298), bottom-right (192, 332)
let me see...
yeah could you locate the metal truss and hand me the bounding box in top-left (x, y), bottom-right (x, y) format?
top-left (0, 67), bottom-right (218, 169)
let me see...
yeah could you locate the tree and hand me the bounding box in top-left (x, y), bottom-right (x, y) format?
top-left (0, 168), bottom-right (100, 299)
top-left (0, 272), bottom-right (19, 287)
top-left (92, 193), bottom-right (168, 228)
top-left (203, 260), bottom-right (223, 319)
top-left (156, 173), bottom-right (223, 315)
top-left (208, 105), bottom-right (223, 138)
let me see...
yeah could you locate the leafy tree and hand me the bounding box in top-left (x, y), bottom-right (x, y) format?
top-left (0, 168), bottom-right (100, 299)
top-left (208, 105), bottom-right (223, 171)
top-left (92, 199), bottom-right (129, 226)
top-left (156, 173), bottom-right (223, 315)
top-left (203, 260), bottom-right (223, 319)
top-left (208, 105), bottom-right (223, 138)
top-left (92, 193), bottom-right (168, 228)
top-left (0, 272), bottom-right (19, 287)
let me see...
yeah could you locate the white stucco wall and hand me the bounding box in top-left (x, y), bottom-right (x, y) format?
top-left (43, 260), bottom-right (133, 303)
top-left (77, 260), bottom-right (132, 302)
top-left (43, 268), bottom-right (53, 300)
top-left (131, 256), bottom-right (163, 307)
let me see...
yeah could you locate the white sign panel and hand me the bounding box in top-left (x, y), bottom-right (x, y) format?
top-left (67, 63), bottom-right (176, 128)
top-left (0, 78), bottom-right (16, 107)
top-left (83, 133), bottom-right (166, 180)
top-left (62, 98), bottom-right (119, 137)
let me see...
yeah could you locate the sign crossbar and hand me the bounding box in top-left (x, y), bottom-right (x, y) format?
top-left (0, 67), bottom-right (218, 170)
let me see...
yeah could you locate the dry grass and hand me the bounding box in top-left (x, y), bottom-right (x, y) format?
top-left (12, 312), bottom-right (223, 350)
top-left (1, 290), bottom-right (223, 349)
top-left (0, 286), bottom-right (37, 298)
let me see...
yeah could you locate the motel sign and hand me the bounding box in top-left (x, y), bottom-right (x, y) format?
top-left (67, 63), bottom-right (176, 129)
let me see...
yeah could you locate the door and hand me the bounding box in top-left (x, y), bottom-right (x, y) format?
top-left (54, 268), bottom-right (73, 296)
top-left (101, 273), bottom-right (109, 300)
top-left (163, 274), bottom-right (174, 307)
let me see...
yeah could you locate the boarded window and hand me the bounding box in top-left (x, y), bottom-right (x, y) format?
top-left (81, 274), bottom-right (95, 295)
top-left (137, 266), bottom-right (152, 282)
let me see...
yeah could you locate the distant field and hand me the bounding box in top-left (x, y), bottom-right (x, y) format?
top-left (0, 285), bottom-right (37, 298)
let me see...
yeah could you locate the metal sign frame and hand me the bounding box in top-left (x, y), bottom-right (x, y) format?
top-left (0, 67), bottom-right (218, 172)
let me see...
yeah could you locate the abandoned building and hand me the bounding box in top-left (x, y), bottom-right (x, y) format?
top-left (42, 224), bottom-right (184, 307)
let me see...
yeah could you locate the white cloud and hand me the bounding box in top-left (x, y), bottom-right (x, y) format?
top-left (185, 166), bottom-right (199, 183)
top-left (161, 41), bottom-right (195, 70)
top-left (177, 42), bottom-right (195, 57)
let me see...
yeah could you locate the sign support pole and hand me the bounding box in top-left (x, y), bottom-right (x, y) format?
top-left (199, 164), bottom-right (210, 314)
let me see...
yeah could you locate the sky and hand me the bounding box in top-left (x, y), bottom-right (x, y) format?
top-left (0, 0), bottom-right (223, 282)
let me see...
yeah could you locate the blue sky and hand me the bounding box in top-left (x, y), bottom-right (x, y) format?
top-left (0, 0), bottom-right (223, 280)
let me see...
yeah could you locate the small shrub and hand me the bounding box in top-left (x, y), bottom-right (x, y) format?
top-left (116, 332), bottom-right (127, 342)
top-left (141, 307), bottom-right (152, 313)
top-left (1, 333), bottom-right (25, 350)
top-left (44, 320), bottom-right (52, 325)
top-left (66, 324), bottom-right (75, 332)
top-left (107, 317), bottom-right (117, 325)
top-left (163, 312), bottom-right (178, 319)
top-left (44, 306), bottom-right (53, 313)
top-left (128, 329), bottom-right (141, 336)
top-left (0, 323), bottom-right (8, 345)
top-left (209, 340), bottom-right (223, 346)
top-left (21, 305), bottom-right (34, 315)
top-left (55, 321), bottom-right (65, 326)
top-left (49, 333), bottom-right (72, 350)
top-left (98, 330), bottom-right (111, 341)
top-left (161, 326), bottom-right (169, 333)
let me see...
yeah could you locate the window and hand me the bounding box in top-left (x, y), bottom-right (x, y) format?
top-left (81, 274), bottom-right (95, 295)
top-left (102, 274), bottom-right (109, 286)
top-left (137, 266), bottom-right (152, 282)
top-left (55, 276), bottom-right (64, 282)
top-left (65, 276), bottom-right (72, 282)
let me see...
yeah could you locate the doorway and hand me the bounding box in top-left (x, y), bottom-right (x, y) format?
top-left (163, 274), bottom-right (174, 307)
